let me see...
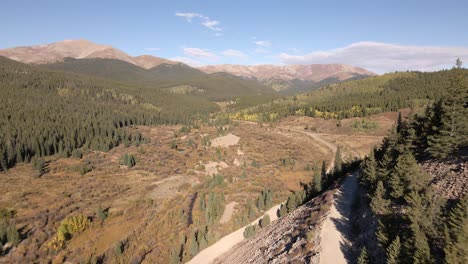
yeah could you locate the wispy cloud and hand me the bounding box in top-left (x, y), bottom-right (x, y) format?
top-left (254, 40), bottom-right (271, 48)
top-left (201, 20), bottom-right (221, 31)
top-left (183, 47), bottom-right (219, 61)
top-left (222, 49), bottom-right (248, 59)
top-left (175, 12), bottom-right (222, 31)
top-left (170, 56), bottom-right (203, 67)
top-left (280, 42), bottom-right (468, 73)
top-left (175, 12), bottom-right (200, 22)
top-left (145, 47), bottom-right (161, 51)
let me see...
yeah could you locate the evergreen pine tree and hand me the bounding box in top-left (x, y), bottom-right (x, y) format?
top-left (260, 214), bottom-right (271, 228)
top-left (411, 224), bottom-right (432, 264)
top-left (6, 224), bottom-right (20, 246)
top-left (357, 247), bottom-right (370, 264)
top-left (321, 160), bottom-right (328, 186)
top-left (428, 59), bottom-right (468, 159)
top-left (189, 231), bottom-right (199, 257)
top-left (313, 162), bottom-right (322, 193)
top-left (444, 198), bottom-right (468, 264)
top-left (376, 220), bottom-right (389, 249)
top-left (265, 190), bottom-right (273, 208)
top-left (370, 181), bottom-right (390, 215)
top-left (256, 195), bottom-right (265, 211)
top-left (334, 145), bottom-right (343, 175)
top-left (360, 151), bottom-right (377, 186)
top-left (386, 236), bottom-right (401, 264)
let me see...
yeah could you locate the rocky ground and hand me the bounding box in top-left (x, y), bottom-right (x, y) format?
top-left (213, 189), bottom-right (335, 264)
top-left (422, 154), bottom-right (467, 200)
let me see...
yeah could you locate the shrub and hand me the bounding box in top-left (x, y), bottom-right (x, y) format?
top-left (74, 164), bottom-right (92, 175)
top-left (180, 125), bottom-right (191, 133)
top-left (71, 149), bottom-right (83, 158)
top-left (97, 205), bottom-right (108, 221)
top-left (6, 225), bottom-right (20, 246)
top-left (32, 157), bottom-right (45, 177)
top-left (243, 224), bottom-right (258, 238)
top-left (260, 214), bottom-right (271, 228)
top-left (114, 241), bottom-right (124, 256)
top-left (120, 153), bottom-right (136, 168)
top-left (57, 214), bottom-right (91, 242)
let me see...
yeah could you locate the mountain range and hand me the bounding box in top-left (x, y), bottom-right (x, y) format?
top-left (0, 39), bottom-right (176, 69)
top-left (0, 39), bottom-right (376, 94)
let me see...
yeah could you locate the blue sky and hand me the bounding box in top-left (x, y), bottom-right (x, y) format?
top-left (1, 0), bottom-right (468, 73)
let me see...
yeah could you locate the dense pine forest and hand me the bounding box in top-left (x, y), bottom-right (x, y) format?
top-left (0, 56), bottom-right (218, 171)
top-left (43, 57), bottom-right (277, 101)
top-left (358, 61), bottom-right (467, 263)
top-left (229, 68), bottom-right (468, 122)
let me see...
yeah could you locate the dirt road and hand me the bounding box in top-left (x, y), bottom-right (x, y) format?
top-left (187, 124), bottom-right (341, 264)
top-left (319, 172), bottom-right (358, 264)
top-left (187, 203), bottom-right (283, 264)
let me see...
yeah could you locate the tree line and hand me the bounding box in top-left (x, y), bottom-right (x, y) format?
top-left (0, 56), bottom-right (218, 172)
top-left (229, 68), bottom-right (468, 123)
top-left (358, 60), bottom-right (467, 263)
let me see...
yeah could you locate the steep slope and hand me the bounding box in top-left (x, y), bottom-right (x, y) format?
top-left (199, 64), bottom-right (376, 93)
top-left (231, 70), bottom-right (468, 122)
top-left (0, 39), bottom-right (175, 69)
top-left (42, 58), bottom-right (278, 100)
top-left (0, 55), bottom-right (219, 171)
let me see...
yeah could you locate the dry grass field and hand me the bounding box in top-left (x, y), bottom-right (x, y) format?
top-left (0, 112), bottom-right (398, 263)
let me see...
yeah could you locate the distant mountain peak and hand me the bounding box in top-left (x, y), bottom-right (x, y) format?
top-left (198, 64), bottom-right (376, 82)
top-left (0, 39), bottom-right (176, 69)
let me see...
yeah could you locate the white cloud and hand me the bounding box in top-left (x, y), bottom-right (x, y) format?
top-left (175, 12), bottom-right (202, 22)
top-left (170, 56), bottom-right (204, 67)
top-left (254, 40), bottom-right (271, 48)
top-left (201, 20), bottom-right (221, 31)
top-left (280, 41), bottom-right (468, 73)
top-left (145, 47), bottom-right (161, 51)
top-left (183, 47), bottom-right (219, 61)
top-left (175, 12), bottom-right (222, 31)
top-left (222, 49), bottom-right (248, 59)
top-left (214, 33), bottom-right (223, 37)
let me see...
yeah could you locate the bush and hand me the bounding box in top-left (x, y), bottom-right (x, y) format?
top-left (259, 214), bottom-right (271, 228)
top-left (351, 119), bottom-right (378, 131)
top-left (32, 157), bottom-right (45, 177)
top-left (97, 205), bottom-right (108, 221)
top-left (114, 240), bottom-right (124, 256)
top-left (6, 225), bottom-right (20, 246)
top-left (180, 125), bottom-right (191, 133)
top-left (0, 208), bottom-right (19, 246)
top-left (74, 164), bottom-right (92, 175)
top-left (56, 214), bottom-right (91, 242)
top-left (243, 224), bottom-right (258, 238)
top-left (120, 153), bottom-right (136, 168)
top-left (71, 149), bottom-right (84, 158)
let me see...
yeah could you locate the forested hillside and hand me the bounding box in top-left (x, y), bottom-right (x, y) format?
top-left (229, 69), bottom-right (468, 122)
top-left (357, 61), bottom-right (467, 263)
top-left (0, 56), bottom-right (218, 171)
top-left (43, 58), bottom-right (277, 100)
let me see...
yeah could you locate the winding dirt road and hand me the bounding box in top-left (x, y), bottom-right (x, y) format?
top-left (320, 172), bottom-right (358, 264)
top-left (188, 124), bottom-right (353, 264)
top-left (284, 127), bottom-right (359, 264)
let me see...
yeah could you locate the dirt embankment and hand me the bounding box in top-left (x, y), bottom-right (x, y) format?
top-left (187, 204), bottom-right (283, 264)
top-left (212, 189), bottom-right (335, 264)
